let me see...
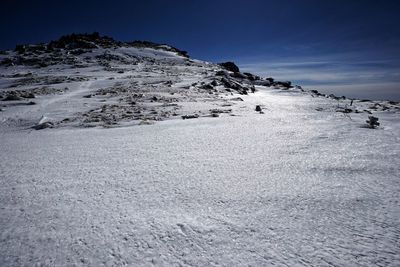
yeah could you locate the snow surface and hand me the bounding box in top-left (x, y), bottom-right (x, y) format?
top-left (1, 88), bottom-right (399, 266)
top-left (1, 43), bottom-right (400, 266)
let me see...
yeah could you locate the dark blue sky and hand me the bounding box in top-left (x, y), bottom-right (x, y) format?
top-left (2, 0), bottom-right (400, 99)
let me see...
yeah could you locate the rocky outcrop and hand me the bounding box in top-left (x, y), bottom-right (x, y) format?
top-left (218, 62), bottom-right (240, 73)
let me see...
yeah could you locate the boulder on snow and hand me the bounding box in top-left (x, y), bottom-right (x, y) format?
top-left (210, 109), bottom-right (232, 114)
top-left (2, 94), bottom-right (22, 101)
top-left (310, 89), bottom-right (324, 96)
top-left (336, 108), bottom-right (353, 113)
top-left (221, 77), bottom-right (235, 89)
top-left (231, 72), bottom-right (247, 79)
top-left (243, 72), bottom-right (260, 81)
top-left (255, 105), bottom-right (262, 112)
top-left (254, 80), bottom-right (272, 87)
top-left (215, 70), bottom-right (227, 76)
top-left (366, 116), bottom-right (380, 129)
top-left (181, 114), bottom-right (199, 120)
top-left (32, 122), bottom-right (54, 130)
top-left (23, 93), bottom-right (35, 99)
top-left (200, 84), bottom-right (214, 90)
top-left (219, 62), bottom-right (240, 73)
top-left (274, 81), bottom-right (292, 89)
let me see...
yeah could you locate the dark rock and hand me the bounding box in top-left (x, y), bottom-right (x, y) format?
top-left (366, 116), bottom-right (380, 129)
top-left (221, 77), bottom-right (252, 94)
top-left (336, 108), bottom-right (352, 113)
top-left (219, 62), bottom-right (240, 73)
top-left (231, 72), bottom-right (247, 79)
top-left (0, 58), bottom-right (13, 66)
top-left (70, 49), bottom-right (86, 55)
top-left (32, 122), bottom-right (54, 130)
top-left (48, 33), bottom-right (104, 50)
top-left (181, 114), bottom-right (199, 120)
top-left (255, 105), bottom-right (262, 112)
top-left (221, 77), bottom-right (234, 89)
top-left (15, 44), bottom-right (26, 54)
top-left (210, 109), bottom-right (232, 114)
top-left (23, 93), bottom-right (35, 99)
top-left (329, 94), bottom-right (342, 101)
top-left (254, 80), bottom-right (272, 87)
top-left (215, 70), bottom-right (226, 76)
top-left (274, 81), bottom-right (292, 88)
top-left (2, 95), bottom-right (22, 101)
top-left (201, 84), bottom-right (214, 90)
top-left (243, 72), bottom-right (260, 81)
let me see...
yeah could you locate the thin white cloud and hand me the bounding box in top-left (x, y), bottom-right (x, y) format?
top-left (240, 58), bottom-right (400, 84)
top-left (238, 54), bottom-right (400, 100)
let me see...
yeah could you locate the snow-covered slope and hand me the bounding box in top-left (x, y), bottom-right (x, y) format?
top-left (1, 33), bottom-right (398, 131)
top-left (0, 33), bottom-right (259, 130)
top-left (1, 34), bottom-right (399, 266)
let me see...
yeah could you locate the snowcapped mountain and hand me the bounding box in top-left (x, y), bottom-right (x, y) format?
top-left (0, 33), bottom-right (258, 130)
top-left (0, 33), bottom-right (399, 266)
top-left (1, 33), bottom-right (398, 131)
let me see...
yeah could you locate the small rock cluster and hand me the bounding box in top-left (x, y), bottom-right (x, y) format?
top-left (366, 116), bottom-right (380, 129)
top-left (0, 87), bottom-right (68, 101)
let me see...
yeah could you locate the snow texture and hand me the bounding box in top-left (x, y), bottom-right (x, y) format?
top-left (1, 39), bottom-right (400, 266)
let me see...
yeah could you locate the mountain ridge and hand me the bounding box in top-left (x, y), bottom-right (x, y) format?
top-left (0, 32), bottom-right (398, 131)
